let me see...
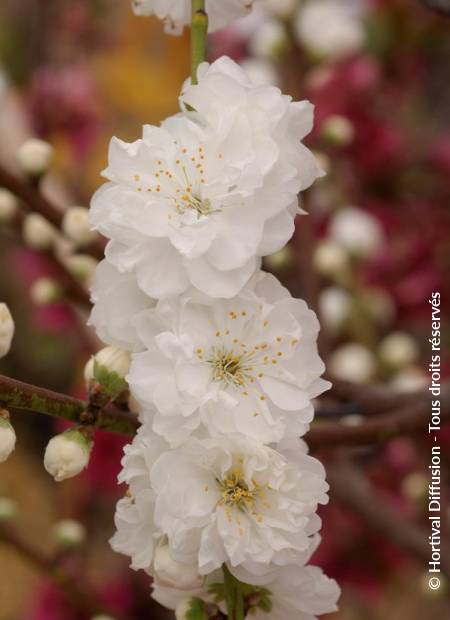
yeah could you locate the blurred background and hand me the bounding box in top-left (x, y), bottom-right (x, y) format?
top-left (0, 1), bottom-right (449, 619)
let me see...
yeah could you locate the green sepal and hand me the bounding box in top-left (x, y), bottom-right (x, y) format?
top-left (93, 360), bottom-right (128, 398)
top-left (186, 597), bottom-right (208, 620)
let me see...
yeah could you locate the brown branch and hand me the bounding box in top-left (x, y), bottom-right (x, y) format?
top-left (0, 163), bottom-right (104, 260)
top-left (0, 523), bottom-right (122, 617)
top-left (307, 385), bottom-right (450, 449)
top-left (328, 458), bottom-right (450, 577)
top-left (0, 374), bottom-right (139, 435)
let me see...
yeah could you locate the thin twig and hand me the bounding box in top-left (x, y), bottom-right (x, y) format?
top-left (0, 163), bottom-right (104, 260)
top-left (0, 373), bottom-right (139, 435)
top-left (0, 524), bottom-right (117, 617)
top-left (307, 385), bottom-right (450, 449)
top-left (328, 457), bottom-right (450, 577)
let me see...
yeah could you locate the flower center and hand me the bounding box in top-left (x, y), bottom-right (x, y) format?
top-left (218, 470), bottom-right (257, 509)
top-left (208, 347), bottom-right (253, 388)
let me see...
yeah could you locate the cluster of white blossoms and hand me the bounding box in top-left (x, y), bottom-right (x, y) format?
top-left (88, 5), bottom-right (339, 617)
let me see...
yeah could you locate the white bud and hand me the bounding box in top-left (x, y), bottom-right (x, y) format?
top-left (94, 346), bottom-right (131, 379)
top-left (128, 393), bottom-right (142, 416)
top-left (0, 496), bottom-right (17, 521)
top-left (249, 20), bottom-right (287, 59)
top-left (0, 416), bottom-right (16, 463)
top-left (84, 357), bottom-right (95, 386)
top-left (23, 213), bottom-right (57, 250)
top-left (401, 472), bottom-right (428, 503)
top-left (313, 151), bottom-right (331, 175)
top-left (175, 598), bottom-right (194, 620)
top-left (153, 541), bottom-right (204, 590)
top-left (313, 240), bottom-right (350, 279)
top-left (239, 59), bottom-right (278, 87)
top-left (378, 332), bottom-right (419, 370)
top-left (0, 189), bottom-right (18, 223)
top-left (361, 287), bottom-right (396, 326)
top-left (30, 277), bottom-right (62, 306)
top-left (329, 207), bottom-right (384, 259)
top-left (319, 287), bottom-right (351, 332)
top-left (321, 115), bottom-right (354, 147)
top-left (44, 429), bottom-right (92, 482)
top-left (90, 616), bottom-right (117, 620)
top-left (16, 138), bottom-right (53, 177)
top-left (264, 246), bottom-right (294, 271)
top-left (389, 366), bottom-right (428, 393)
top-left (329, 343), bottom-right (376, 384)
top-left (0, 303), bottom-right (14, 359)
top-left (52, 518), bottom-right (86, 547)
top-left (64, 254), bottom-right (98, 284)
top-left (259, 0), bottom-right (297, 18)
top-left (62, 207), bottom-right (96, 247)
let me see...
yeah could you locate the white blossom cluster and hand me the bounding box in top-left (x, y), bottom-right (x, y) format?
top-left (89, 51), bottom-right (339, 620)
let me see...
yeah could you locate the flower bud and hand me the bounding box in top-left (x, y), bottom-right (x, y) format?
top-left (52, 518), bottom-right (86, 548)
top-left (30, 277), bottom-right (62, 306)
top-left (0, 413), bottom-right (16, 463)
top-left (0, 303), bottom-right (14, 359)
top-left (321, 115), bottom-right (354, 147)
top-left (64, 254), bottom-right (98, 284)
top-left (0, 496), bottom-right (17, 521)
top-left (62, 207), bottom-right (96, 247)
top-left (313, 240), bottom-right (350, 279)
top-left (319, 287), bottom-right (351, 332)
top-left (90, 616), bottom-right (117, 620)
top-left (264, 246), bottom-right (294, 271)
top-left (0, 189), bottom-right (18, 223)
top-left (378, 332), bottom-right (419, 370)
top-left (401, 472), bottom-right (428, 503)
top-left (260, 0), bottom-right (297, 18)
top-left (329, 207), bottom-right (384, 259)
top-left (84, 357), bottom-right (95, 385)
top-left (389, 366), bottom-right (427, 393)
top-left (23, 213), bottom-right (57, 250)
top-left (175, 598), bottom-right (195, 620)
top-left (249, 20), bottom-right (287, 60)
top-left (94, 346), bottom-right (131, 379)
top-left (329, 343), bottom-right (376, 384)
top-left (361, 287), bottom-right (395, 326)
top-left (44, 428), bottom-right (92, 482)
top-left (16, 138), bottom-right (53, 177)
top-left (153, 541), bottom-right (204, 590)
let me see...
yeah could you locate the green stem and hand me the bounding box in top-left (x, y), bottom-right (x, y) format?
top-left (191, 0), bottom-right (208, 84)
top-left (222, 565), bottom-right (244, 620)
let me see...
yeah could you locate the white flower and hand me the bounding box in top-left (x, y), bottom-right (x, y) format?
top-left (90, 57), bottom-right (322, 299)
top-left (0, 303), bottom-right (14, 359)
top-left (153, 539), bottom-right (204, 589)
top-left (129, 272), bottom-right (329, 445)
top-left (329, 342), bottom-right (376, 383)
top-left (23, 213), bottom-right (57, 250)
top-left (112, 429), bottom-right (328, 576)
top-left (153, 564), bottom-right (340, 620)
top-left (62, 207), bottom-right (96, 247)
top-left (328, 206), bottom-right (384, 259)
top-left (89, 260), bottom-right (153, 352)
top-left (0, 189), bottom-right (18, 223)
top-left (132, 0), bottom-right (254, 34)
top-left (295, 0), bottom-right (366, 60)
top-left (16, 138), bottom-right (53, 177)
top-left (44, 429), bottom-right (92, 481)
top-left (0, 416), bottom-right (16, 463)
